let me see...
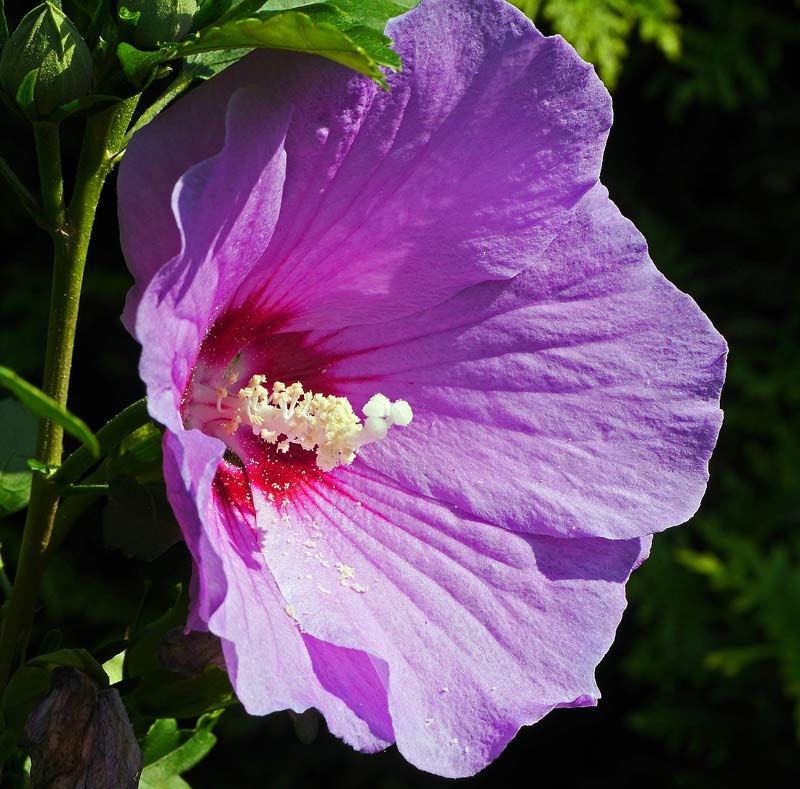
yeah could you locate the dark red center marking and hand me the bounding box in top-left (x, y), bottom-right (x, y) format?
top-left (193, 297), bottom-right (346, 509)
top-left (235, 430), bottom-right (326, 507)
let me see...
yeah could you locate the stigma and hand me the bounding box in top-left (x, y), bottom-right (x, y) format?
top-left (217, 375), bottom-right (412, 472)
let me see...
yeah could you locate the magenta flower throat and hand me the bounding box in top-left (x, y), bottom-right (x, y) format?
top-left (118, 0), bottom-right (726, 777)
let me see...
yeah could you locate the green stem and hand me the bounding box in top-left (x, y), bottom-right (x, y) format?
top-left (59, 483), bottom-right (110, 497)
top-left (52, 398), bottom-right (150, 488)
top-left (0, 96), bottom-right (140, 688)
top-left (32, 122), bottom-right (65, 232)
top-left (121, 69), bottom-right (195, 151)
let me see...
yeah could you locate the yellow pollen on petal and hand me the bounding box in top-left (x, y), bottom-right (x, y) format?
top-left (228, 375), bottom-right (413, 472)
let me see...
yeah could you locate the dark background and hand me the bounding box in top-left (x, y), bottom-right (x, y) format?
top-left (1, 0), bottom-right (799, 786)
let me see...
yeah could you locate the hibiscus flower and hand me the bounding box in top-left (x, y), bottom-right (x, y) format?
top-left (118, 0), bottom-right (725, 776)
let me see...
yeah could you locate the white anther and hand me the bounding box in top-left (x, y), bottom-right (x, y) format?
top-left (364, 416), bottom-right (389, 441)
top-left (221, 376), bottom-right (413, 472)
top-left (389, 399), bottom-right (413, 427)
top-left (362, 393), bottom-right (391, 419)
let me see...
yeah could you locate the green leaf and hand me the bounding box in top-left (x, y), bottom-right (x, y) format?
top-left (0, 365), bottom-right (100, 458)
top-left (675, 548), bottom-right (726, 579)
top-left (101, 650), bottom-right (126, 685)
top-left (14, 68), bottom-right (38, 115)
top-left (273, 1), bottom-right (415, 72)
top-left (118, 6), bottom-right (143, 25)
top-left (84, 0), bottom-right (119, 51)
top-left (209, 0), bottom-right (418, 28)
top-left (705, 644), bottom-right (774, 678)
top-left (214, 0), bottom-right (281, 25)
top-left (316, 0), bottom-right (419, 28)
top-left (0, 398), bottom-right (38, 517)
top-left (28, 648), bottom-right (109, 687)
top-left (120, 4), bottom-right (406, 87)
top-left (50, 91), bottom-right (120, 122)
top-left (103, 477), bottom-right (182, 561)
top-left (219, 0), bottom-right (419, 25)
top-left (125, 586), bottom-right (188, 680)
top-left (180, 8), bottom-right (399, 82)
top-left (107, 421), bottom-right (163, 481)
top-left (124, 600), bottom-right (234, 717)
top-left (0, 156), bottom-right (49, 230)
top-left (0, 0), bottom-right (9, 48)
top-left (141, 718), bottom-right (181, 767)
top-left (183, 46), bottom-right (251, 78)
top-left (50, 398), bottom-right (150, 488)
top-left (26, 458), bottom-right (58, 476)
top-left (0, 648), bottom-right (105, 736)
top-left (139, 725), bottom-right (217, 788)
top-left (1, 665), bottom-right (51, 734)
top-left (126, 666), bottom-right (235, 720)
top-left (117, 41), bottom-right (167, 84)
top-left (190, 0), bottom-right (235, 31)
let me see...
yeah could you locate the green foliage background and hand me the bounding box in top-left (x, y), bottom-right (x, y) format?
top-left (0, 0), bottom-right (798, 785)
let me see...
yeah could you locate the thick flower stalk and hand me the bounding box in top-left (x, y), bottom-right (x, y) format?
top-left (118, 0), bottom-right (726, 776)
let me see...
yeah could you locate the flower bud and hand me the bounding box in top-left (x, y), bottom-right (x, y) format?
top-left (118, 0), bottom-right (198, 49)
top-left (25, 667), bottom-right (141, 788)
top-left (158, 628), bottom-right (224, 677)
top-left (0, 2), bottom-right (93, 117)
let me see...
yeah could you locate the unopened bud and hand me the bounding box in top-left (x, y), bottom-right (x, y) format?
top-left (118, 0), bottom-right (198, 48)
top-left (0, 2), bottom-right (93, 117)
top-left (25, 667), bottom-right (142, 788)
top-left (158, 628), bottom-right (224, 677)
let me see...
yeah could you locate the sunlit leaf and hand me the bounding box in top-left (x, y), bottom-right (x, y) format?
top-left (183, 46), bottom-right (251, 78)
top-left (14, 68), bottom-right (38, 115)
top-left (107, 421), bottom-right (164, 481)
top-left (0, 365), bottom-right (100, 458)
top-left (139, 723), bottom-right (216, 788)
top-left (119, 5), bottom-right (404, 87)
top-left (141, 718), bottom-right (181, 767)
top-left (511, 0), bottom-right (681, 88)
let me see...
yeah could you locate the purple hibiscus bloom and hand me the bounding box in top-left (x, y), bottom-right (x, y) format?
top-left (118, 0), bottom-right (726, 776)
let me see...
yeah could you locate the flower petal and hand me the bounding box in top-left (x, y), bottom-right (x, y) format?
top-left (163, 430), bottom-right (393, 751)
top-left (132, 86), bottom-right (290, 432)
top-left (245, 461), bottom-right (647, 776)
top-left (118, 78), bottom-right (272, 318)
top-left (123, 0), bottom-right (612, 350)
top-left (302, 635), bottom-right (394, 745)
top-left (237, 0), bottom-right (611, 330)
top-left (309, 185), bottom-right (726, 540)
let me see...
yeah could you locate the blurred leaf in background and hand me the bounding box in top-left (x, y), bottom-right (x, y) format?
top-left (513, 0), bottom-right (800, 113)
top-left (647, 0), bottom-right (800, 115)
top-left (139, 715), bottom-right (219, 788)
top-left (511, 0), bottom-right (682, 87)
top-left (599, 0), bottom-right (800, 780)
